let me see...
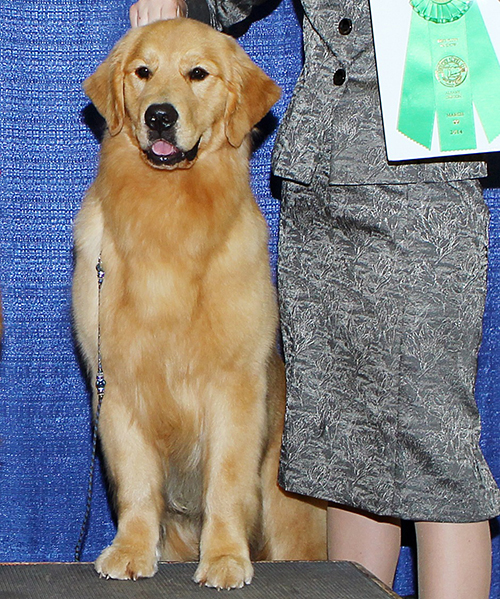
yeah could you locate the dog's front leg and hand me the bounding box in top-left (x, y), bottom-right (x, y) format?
top-left (95, 397), bottom-right (164, 580)
top-left (194, 373), bottom-right (267, 589)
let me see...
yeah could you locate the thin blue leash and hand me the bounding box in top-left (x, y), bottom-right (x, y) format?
top-left (74, 258), bottom-right (106, 562)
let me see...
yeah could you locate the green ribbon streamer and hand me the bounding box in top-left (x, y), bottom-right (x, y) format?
top-left (397, 0), bottom-right (500, 153)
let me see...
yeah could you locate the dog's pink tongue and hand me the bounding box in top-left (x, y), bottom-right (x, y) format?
top-left (152, 140), bottom-right (177, 156)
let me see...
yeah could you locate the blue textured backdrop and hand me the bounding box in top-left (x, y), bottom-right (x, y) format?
top-left (0, 2), bottom-right (498, 597)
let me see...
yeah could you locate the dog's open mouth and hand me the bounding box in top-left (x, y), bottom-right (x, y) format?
top-left (145, 138), bottom-right (200, 167)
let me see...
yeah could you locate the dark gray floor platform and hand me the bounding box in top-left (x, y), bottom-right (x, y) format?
top-left (0, 561), bottom-right (401, 599)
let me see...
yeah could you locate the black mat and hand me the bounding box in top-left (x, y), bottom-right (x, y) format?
top-left (0, 561), bottom-right (401, 598)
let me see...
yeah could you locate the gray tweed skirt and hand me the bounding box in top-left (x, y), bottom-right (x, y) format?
top-left (277, 174), bottom-right (500, 522)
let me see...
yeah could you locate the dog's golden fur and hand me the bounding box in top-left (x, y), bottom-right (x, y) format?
top-left (73, 19), bottom-right (326, 590)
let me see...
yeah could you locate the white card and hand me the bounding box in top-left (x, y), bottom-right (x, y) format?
top-left (369, 0), bottom-right (500, 161)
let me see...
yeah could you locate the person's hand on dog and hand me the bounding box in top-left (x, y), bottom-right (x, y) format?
top-left (130, 0), bottom-right (186, 26)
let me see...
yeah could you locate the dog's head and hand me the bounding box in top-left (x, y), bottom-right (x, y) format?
top-left (84, 19), bottom-right (281, 169)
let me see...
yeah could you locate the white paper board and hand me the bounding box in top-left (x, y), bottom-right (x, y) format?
top-left (369, 0), bottom-right (500, 161)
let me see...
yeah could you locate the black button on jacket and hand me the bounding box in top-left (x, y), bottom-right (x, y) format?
top-left (338, 17), bottom-right (352, 34)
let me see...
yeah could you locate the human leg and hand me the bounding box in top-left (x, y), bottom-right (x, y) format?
top-left (277, 181), bottom-right (414, 515)
top-left (415, 520), bottom-right (491, 599)
top-left (327, 504), bottom-right (401, 587)
top-left (277, 178), bottom-right (499, 594)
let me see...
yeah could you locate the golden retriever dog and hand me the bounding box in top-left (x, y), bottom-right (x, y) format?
top-left (73, 18), bottom-right (326, 590)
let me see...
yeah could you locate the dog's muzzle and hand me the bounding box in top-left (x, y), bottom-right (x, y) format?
top-left (144, 103), bottom-right (200, 167)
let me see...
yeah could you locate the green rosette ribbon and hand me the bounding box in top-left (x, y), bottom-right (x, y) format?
top-left (397, 0), bottom-right (500, 153)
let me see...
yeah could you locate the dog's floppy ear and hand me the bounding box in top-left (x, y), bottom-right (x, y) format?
top-left (224, 42), bottom-right (281, 148)
top-left (83, 34), bottom-right (133, 137)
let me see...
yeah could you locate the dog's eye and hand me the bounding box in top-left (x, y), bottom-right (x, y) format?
top-left (189, 67), bottom-right (209, 81)
top-left (135, 66), bottom-right (152, 80)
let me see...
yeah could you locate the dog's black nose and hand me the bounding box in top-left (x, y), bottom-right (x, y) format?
top-left (145, 103), bottom-right (179, 132)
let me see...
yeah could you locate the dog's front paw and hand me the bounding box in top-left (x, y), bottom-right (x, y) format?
top-left (95, 543), bottom-right (158, 581)
top-left (193, 555), bottom-right (254, 590)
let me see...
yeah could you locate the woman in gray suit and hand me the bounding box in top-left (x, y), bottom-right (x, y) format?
top-left (129, 1), bottom-right (500, 597)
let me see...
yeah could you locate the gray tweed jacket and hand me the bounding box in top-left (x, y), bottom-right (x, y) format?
top-left (188, 0), bottom-right (486, 185)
